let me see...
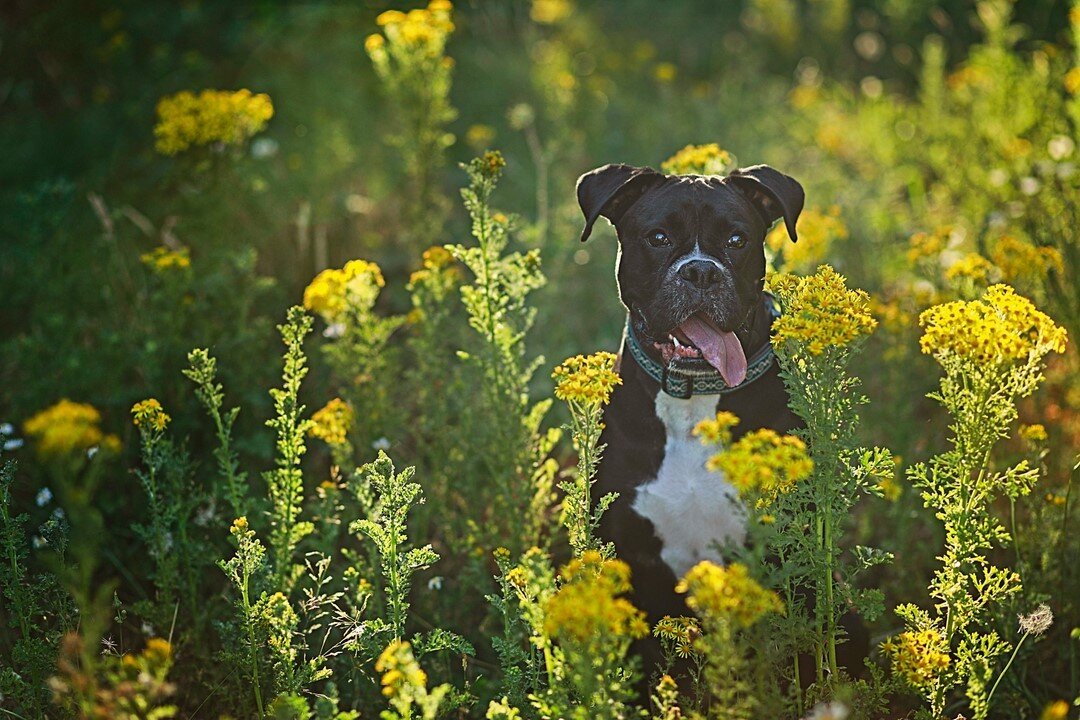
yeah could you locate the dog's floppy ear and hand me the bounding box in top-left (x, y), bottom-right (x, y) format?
top-left (727, 165), bottom-right (804, 243)
top-left (576, 163), bottom-right (663, 242)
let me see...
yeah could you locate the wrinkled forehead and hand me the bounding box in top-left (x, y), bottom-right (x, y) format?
top-left (622, 176), bottom-right (762, 232)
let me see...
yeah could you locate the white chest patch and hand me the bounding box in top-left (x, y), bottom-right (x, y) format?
top-left (631, 393), bottom-right (747, 578)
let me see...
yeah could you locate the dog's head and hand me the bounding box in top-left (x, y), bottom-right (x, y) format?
top-left (577, 163), bottom-right (803, 386)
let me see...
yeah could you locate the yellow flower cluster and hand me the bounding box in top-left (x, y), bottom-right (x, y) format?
top-left (707, 429), bottom-right (813, 506)
top-left (131, 398), bottom-right (171, 432)
top-left (23, 399), bottom-right (119, 459)
top-left (661, 143), bottom-right (734, 175)
top-left (653, 615), bottom-right (701, 658)
top-left (140, 246), bottom-right (191, 272)
top-left (878, 476), bottom-right (902, 502)
top-left (376, 640), bottom-right (428, 698)
top-left (478, 149), bottom-right (506, 178)
top-left (1019, 423), bottom-right (1048, 443)
top-left (154, 89), bottom-right (273, 156)
top-left (693, 411), bottom-right (739, 445)
top-left (906, 228), bottom-right (951, 264)
top-left (676, 561), bottom-right (783, 628)
top-left (880, 628), bottom-right (951, 688)
top-left (119, 637), bottom-right (173, 675)
top-left (309, 398), bottom-right (353, 446)
top-left (766, 205), bottom-right (847, 271)
top-left (770, 265), bottom-right (878, 355)
top-left (944, 253), bottom-right (997, 285)
top-left (303, 259), bottom-right (385, 323)
top-left (552, 351), bottom-right (621, 407)
top-left (1065, 67), bottom-right (1080, 95)
top-left (1041, 700), bottom-right (1070, 720)
top-left (408, 245), bottom-right (460, 287)
top-left (530, 0), bottom-right (573, 24)
top-left (989, 235), bottom-right (1064, 287)
top-left (543, 551), bottom-right (648, 643)
top-left (919, 284), bottom-right (1067, 365)
top-left (368, 1), bottom-right (454, 57)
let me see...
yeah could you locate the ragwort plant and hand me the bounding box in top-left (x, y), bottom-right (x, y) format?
top-left (533, 552), bottom-right (647, 720)
top-left (183, 348), bottom-right (249, 520)
top-left (265, 306), bottom-right (316, 590)
top-left (733, 266), bottom-right (895, 700)
top-left (365, 0), bottom-right (457, 248)
top-left (0, 453), bottom-right (74, 716)
top-left (550, 351), bottom-right (621, 557)
top-left (130, 398), bottom-right (201, 629)
top-left (676, 561), bottom-right (785, 720)
top-left (884, 284), bottom-right (1068, 720)
top-left (447, 151), bottom-right (554, 554)
top-left (303, 258), bottom-right (406, 459)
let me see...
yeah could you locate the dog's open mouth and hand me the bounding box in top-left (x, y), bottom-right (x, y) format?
top-left (653, 312), bottom-right (748, 387)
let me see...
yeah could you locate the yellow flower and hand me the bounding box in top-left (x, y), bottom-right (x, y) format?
top-left (693, 411), bottom-right (740, 445)
top-left (676, 561), bottom-right (783, 628)
top-left (1065, 67), bottom-right (1080, 95)
top-left (661, 143), bottom-right (734, 175)
top-left (465, 123), bottom-right (496, 150)
top-left (131, 398), bottom-right (171, 432)
top-left (376, 9), bottom-right (406, 26)
top-left (309, 398), bottom-right (353, 446)
top-left (766, 205), bottom-right (846, 271)
top-left (552, 352), bottom-right (621, 407)
top-left (1045, 492), bottom-right (1066, 507)
top-left (919, 284), bottom-right (1067, 365)
top-left (364, 33), bottom-right (385, 53)
top-left (479, 149), bottom-right (506, 178)
top-left (23, 399), bottom-right (113, 459)
top-left (880, 628), bottom-right (951, 688)
top-left (1019, 423), bottom-right (1048, 443)
top-left (154, 89), bottom-right (273, 156)
top-left (230, 516), bottom-right (249, 535)
top-left (906, 228), bottom-right (950, 264)
top-left (944, 253), bottom-right (997, 285)
top-left (989, 235), bottom-right (1064, 287)
top-left (770, 265), bottom-right (877, 356)
top-left (530, 0), bottom-right (573, 24)
top-left (140, 246), bottom-right (191, 272)
top-left (376, 640), bottom-right (428, 698)
top-left (543, 554), bottom-right (647, 643)
top-left (653, 615), bottom-right (701, 658)
top-left (654, 62), bottom-right (677, 83)
top-left (1041, 700), bottom-right (1069, 720)
top-left (706, 429), bottom-right (813, 507)
top-left (142, 638), bottom-right (172, 664)
top-left (302, 258), bottom-right (385, 323)
top-left (374, 2), bottom-right (453, 55)
top-left (878, 476), bottom-right (902, 502)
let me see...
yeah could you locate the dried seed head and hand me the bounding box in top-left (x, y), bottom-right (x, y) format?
top-left (1018, 603), bottom-right (1053, 636)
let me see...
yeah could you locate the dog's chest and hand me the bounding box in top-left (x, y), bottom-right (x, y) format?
top-left (630, 393), bottom-right (746, 578)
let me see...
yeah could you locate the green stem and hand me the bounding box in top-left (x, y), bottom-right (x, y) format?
top-left (985, 632), bottom-right (1029, 710)
top-left (823, 505), bottom-right (838, 678)
top-left (814, 513), bottom-right (825, 684)
top-left (240, 570), bottom-right (264, 718)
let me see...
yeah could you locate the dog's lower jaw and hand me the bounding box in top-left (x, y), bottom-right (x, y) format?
top-left (630, 392), bottom-right (746, 578)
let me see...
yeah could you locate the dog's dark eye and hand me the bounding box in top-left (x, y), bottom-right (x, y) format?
top-left (726, 234), bottom-right (746, 249)
top-left (647, 230), bottom-right (671, 248)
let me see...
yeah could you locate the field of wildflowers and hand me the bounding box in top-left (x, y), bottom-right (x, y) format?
top-left (2, 0), bottom-right (1078, 718)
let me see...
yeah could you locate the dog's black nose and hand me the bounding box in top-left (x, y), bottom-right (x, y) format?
top-left (677, 260), bottom-right (723, 289)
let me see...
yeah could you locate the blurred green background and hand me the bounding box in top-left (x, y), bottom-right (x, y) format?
top-left (2, 1), bottom-right (1078, 714)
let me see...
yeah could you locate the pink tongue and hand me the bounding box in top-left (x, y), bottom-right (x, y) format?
top-left (678, 314), bottom-right (747, 386)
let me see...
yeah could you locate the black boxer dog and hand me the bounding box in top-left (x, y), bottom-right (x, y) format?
top-left (576, 162), bottom-right (804, 675)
